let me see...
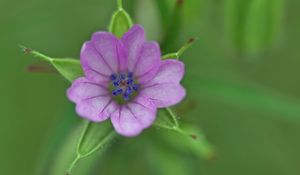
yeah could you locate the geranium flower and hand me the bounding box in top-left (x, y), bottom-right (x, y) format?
top-left (67, 25), bottom-right (185, 137)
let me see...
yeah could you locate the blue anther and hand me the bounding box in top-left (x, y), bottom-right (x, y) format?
top-left (112, 88), bottom-right (123, 96)
top-left (126, 86), bottom-right (132, 95)
top-left (117, 88), bottom-right (123, 94)
top-left (112, 89), bottom-right (118, 96)
top-left (127, 72), bottom-right (133, 78)
top-left (110, 74), bottom-right (117, 81)
top-left (113, 80), bottom-right (120, 87)
top-left (126, 79), bottom-right (134, 85)
top-left (132, 84), bottom-right (139, 91)
top-left (120, 73), bottom-right (126, 80)
top-left (123, 93), bottom-right (130, 101)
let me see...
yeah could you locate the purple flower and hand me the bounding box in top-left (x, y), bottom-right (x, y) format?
top-left (67, 25), bottom-right (185, 137)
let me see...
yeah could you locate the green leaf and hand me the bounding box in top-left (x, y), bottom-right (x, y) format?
top-left (160, 123), bottom-right (216, 160)
top-left (154, 108), bottom-right (179, 130)
top-left (154, 108), bottom-right (215, 160)
top-left (146, 142), bottom-right (191, 175)
top-left (154, 0), bottom-right (172, 30)
top-left (225, 0), bottom-right (283, 55)
top-left (77, 121), bottom-right (116, 157)
top-left (109, 0), bottom-right (133, 38)
top-left (51, 59), bottom-right (83, 82)
top-left (224, 0), bottom-right (251, 53)
top-left (160, 0), bottom-right (184, 52)
top-left (244, 0), bottom-right (283, 55)
top-left (187, 75), bottom-right (300, 122)
top-left (22, 46), bottom-right (83, 82)
top-left (66, 121), bottom-right (117, 174)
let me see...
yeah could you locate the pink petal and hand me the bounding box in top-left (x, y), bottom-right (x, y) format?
top-left (67, 77), bottom-right (117, 122)
top-left (134, 42), bottom-right (161, 77)
top-left (67, 77), bottom-right (109, 103)
top-left (110, 96), bottom-right (157, 137)
top-left (122, 25), bottom-right (146, 71)
top-left (76, 97), bottom-right (118, 122)
top-left (137, 63), bottom-right (160, 84)
top-left (92, 32), bottom-right (128, 73)
top-left (81, 42), bottom-right (112, 83)
top-left (143, 60), bottom-right (185, 85)
top-left (140, 83), bottom-right (186, 108)
top-left (140, 60), bottom-right (186, 108)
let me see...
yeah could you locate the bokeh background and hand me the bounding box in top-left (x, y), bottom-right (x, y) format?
top-left (1, 0), bottom-right (300, 175)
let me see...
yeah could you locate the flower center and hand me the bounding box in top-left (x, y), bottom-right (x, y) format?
top-left (110, 72), bottom-right (139, 102)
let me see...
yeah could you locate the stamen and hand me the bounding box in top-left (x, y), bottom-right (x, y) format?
top-left (113, 80), bottom-right (120, 87)
top-left (123, 93), bottom-right (130, 101)
top-left (110, 72), bottom-right (139, 101)
top-left (110, 74), bottom-right (117, 81)
top-left (128, 72), bottom-right (133, 78)
top-left (126, 79), bottom-right (133, 85)
top-left (126, 86), bottom-right (132, 95)
top-left (132, 84), bottom-right (139, 91)
top-left (120, 73), bottom-right (126, 80)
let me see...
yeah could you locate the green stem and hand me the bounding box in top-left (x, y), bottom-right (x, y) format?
top-left (117, 0), bottom-right (123, 9)
top-left (162, 38), bottom-right (198, 60)
top-left (66, 155), bottom-right (82, 175)
top-left (76, 121), bottom-right (90, 154)
top-left (166, 108), bottom-right (179, 128)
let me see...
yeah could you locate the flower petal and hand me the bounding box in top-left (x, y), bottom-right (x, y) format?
top-left (92, 32), bottom-right (128, 73)
top-left (137, 63), bottom-right (160, 84)
top-left (140, 83), bottom-right (186, 108)
top-left (134, 42), bottom-right (161, 77)
top-left (67, 77), bottom-right (117, 122)
top-left (140, 60), bottom-right (186, 108)
top-left (76, 97), bottom-right (118, 122)
top-left (81, 42), bottom-right (111, 83)
top-left (110, 96), bottom-right (157, 137)
top-left (67, 77), bottom-right (109, 103)
top-left (122, 25), bottom-right (146, 71)
top-left (144, 60), bottom-right (185, 85)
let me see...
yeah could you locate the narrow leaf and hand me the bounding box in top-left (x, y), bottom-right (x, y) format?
top-left (146, 143), bottom-right (191, 175)
top-left (160, 0), bottom-right (184, 52)
top-left (187, 75), bottom-right (300, 122)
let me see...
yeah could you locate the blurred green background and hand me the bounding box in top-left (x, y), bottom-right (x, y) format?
top-left (1, 0), bottom-right (300, 175)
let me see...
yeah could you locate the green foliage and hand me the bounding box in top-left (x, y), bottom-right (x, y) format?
top-left (76, 121), bottom-right (116, 157)
top-left (225, 0), bottom-right (283, 55)
top-left (66, 121), bottom-right (117, 174)
top-left (155, 109), bottom-right (215, 160)
top-left (187, 76), bottom-right (300, 122)
top-left (108, 0), bottom-right (133, 38)
top-left (159, 0), bottom-right (184, 52)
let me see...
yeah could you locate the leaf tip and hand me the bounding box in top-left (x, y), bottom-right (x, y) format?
top-left (190, 134), bottom-right (197, 140)
top-left (188, 37), bottom-right (198, 44)
top-left (19, 44), bottom-right (32, 54)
